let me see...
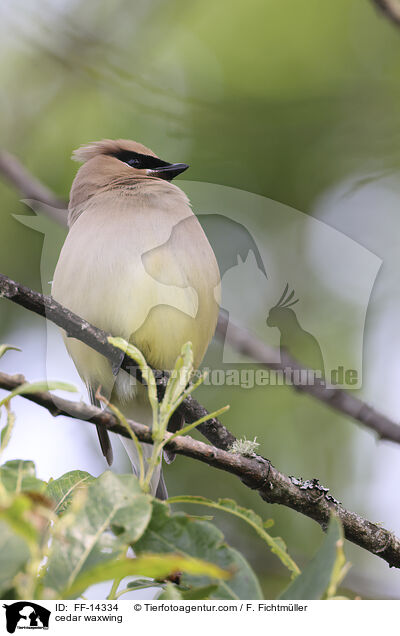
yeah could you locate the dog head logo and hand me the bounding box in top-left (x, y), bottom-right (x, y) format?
top-left (3, 602), bottom-right (50, 633)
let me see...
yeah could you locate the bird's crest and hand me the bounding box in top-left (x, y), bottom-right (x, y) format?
top-left (273, 283), bottom-right (299, 309)
top-left (72, 139), bottom-right (157, 163)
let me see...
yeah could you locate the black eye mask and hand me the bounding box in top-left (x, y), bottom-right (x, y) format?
top-left (112, 150), bottom-right (189, 181)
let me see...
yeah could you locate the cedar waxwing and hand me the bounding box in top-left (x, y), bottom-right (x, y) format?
top-left (52, 139), bottom-right (221, 498)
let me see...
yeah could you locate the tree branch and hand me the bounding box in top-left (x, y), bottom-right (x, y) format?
top-left (2, 149), bottom-right (400, 446)
top-left (0, 273), bottom-right (236, 451)
top-left (216, 313), bottom-right (400, 445)
top-left (0, 150), bottom-right (67, 225)
top-left (1, 369), bottom-right (400, 570)
top-left (371, 0), bottom-right (400, 27)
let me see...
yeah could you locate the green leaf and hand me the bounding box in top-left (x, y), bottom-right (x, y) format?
top-left (62, 553), bottom-right (228, 599)
top-left (108, 337), bottom-right (158, 417)
top-left (180, 584), bottom-right (219, 600)
top-left (46, 470), bottom-right (94, 515)
top-left (151, 580), bottom-right (220, 600)
top-left (164, 405), bottom-right (230, 445)
top-left (0, 460), bottom-right (46, 495)
top-left (45, 471), bottom-right (152, 595)
top-left (0, 344), bottom-right (21, 359)
top-left (0, 407), bottom-right (16, 453)
top-left (125, 577), bottom-right (161, 590)
top-left (326, 522), bottom-right (349, 599)
top-left (135, 500), bottom-right (262, 600)
top-left (0, 520), bottom-right (30, 596)
top-left (157, 582), bottom-right (183, 599)
top-left (0, 495), bottom-right (40, 545)
top-left (0, 380), bottom-right (77, 408)
top-left (161, 342), bottom-right (194, 413)
top-left (279, 516), bottom-right (345, 600)
top-left (168, 495), bottom-right (299, 577)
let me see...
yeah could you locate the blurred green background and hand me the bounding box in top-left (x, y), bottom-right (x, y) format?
top-left (1, 0), bottom-right (400, 599)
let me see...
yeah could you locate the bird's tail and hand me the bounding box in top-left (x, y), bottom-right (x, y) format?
top-left (88, 386), bottom-right (114, 466)
top-left (89, 380), bottom-right (168, 499)
top-left (119, 436), bottom-right (167, 499)
top-left (112, 383), bottom-right (168, 499)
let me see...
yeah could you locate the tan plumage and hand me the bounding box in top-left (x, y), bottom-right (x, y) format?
top-left (52, 139), bottom-right (220, 496)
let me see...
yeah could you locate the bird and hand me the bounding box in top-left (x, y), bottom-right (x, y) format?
top-left (52, 139), bottom-right (221, 498)
top-left (266, 284), bottom-right (325, 378)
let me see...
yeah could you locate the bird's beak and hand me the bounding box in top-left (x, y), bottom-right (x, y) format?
top-left (147, 163), bottom-right (189, 181)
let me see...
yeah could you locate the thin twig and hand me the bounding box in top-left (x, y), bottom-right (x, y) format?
top-left (371, 0), bottom-right (400, 26)
top-left (1, 369), bottom-right (399, 569)
top-left (216, 313), bottom-right (400, 445)
top-left (0, 150), bottom-right (67, 225)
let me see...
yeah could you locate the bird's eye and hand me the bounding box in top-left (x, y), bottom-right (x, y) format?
top-left (113, 150), bottom-right (169, 170)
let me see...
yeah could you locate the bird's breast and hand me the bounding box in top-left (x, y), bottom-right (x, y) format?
top-left (52, 191), bottom-right (220, 399)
